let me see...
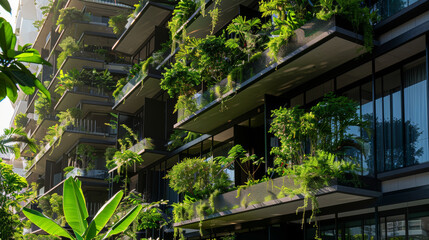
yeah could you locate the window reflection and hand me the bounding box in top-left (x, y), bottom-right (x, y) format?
top-left (404, 60), bottom-right (428, 166)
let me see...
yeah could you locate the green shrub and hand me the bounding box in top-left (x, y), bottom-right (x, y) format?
top-left (56, 7), bottom-right (88, 32)
top-left (57, 36), bottom-right (80, 67)
top-left (165, 157), bottom-right (231, 200)
top-left (34, 92), bottom-right (52, 124)
top-left (14, 113), bottom-right (28, 128)
top-left (109, 13), bottom-right (128, 35)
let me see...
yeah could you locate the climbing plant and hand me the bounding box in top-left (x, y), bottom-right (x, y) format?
top-left (57, 37), bottom-right (80, 67)
top-left (14, 113), bottom-right (28, 128)
top-left (37, 193), bottom-right (65, 226)
top-left (56, 7), bottom-right (89, 32)
top-left (268, 93), bottom-right (367, 237)
top-left (35, 91), bottom-right (53, 124)
top-left (109, 12), bottom-right (129, 35)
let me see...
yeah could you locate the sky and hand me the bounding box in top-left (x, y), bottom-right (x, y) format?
top-left (1, 0), bottom-right (20, 134)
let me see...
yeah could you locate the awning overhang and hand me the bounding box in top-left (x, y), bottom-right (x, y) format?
top-left (112, 1), bottom-right (174, 55)
top-left (113, 69), bottom-right (162, 113)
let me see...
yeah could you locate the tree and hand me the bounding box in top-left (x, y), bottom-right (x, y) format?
top-left (0, 127), bottom-right (37, 158)
top-left (23, 177), bottom-right (143, 240)
top-left (0, 17), bottom-right (51, 103)
top-left (0, 158), bottom-right (35, 239)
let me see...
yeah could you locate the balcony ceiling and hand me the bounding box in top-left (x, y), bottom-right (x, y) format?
top-left (112, 1), bottom-right (174, 55)
top-left (174, 184), bottom-right (380, 230)
top-left (26, 132), bottom-right (115, 177)
top-left (31, 118), bottom-right (58, 142)
top-left (54, 91), bottom-right (112, 112)
top-left (53, 23), bottom-right (114, 52)
top-left (80, 100), bottom-right (114, 115)
top-left (113, 71), bottom-right (162, 113)
top-left (175, 24), bottom-right (364, 133)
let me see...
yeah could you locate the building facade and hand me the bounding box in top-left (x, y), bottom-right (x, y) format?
top-left (110, 0), bottom-right (429, 239)
top-left (17, 0), bottom-right (429, 239)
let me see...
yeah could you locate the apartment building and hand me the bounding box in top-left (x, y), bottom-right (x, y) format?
top-left (17, 0), bottom-right (134, 234)
top-left (15, 0), bottom-right (429, 239)
top-left (109, 0), bottom-right (429, 239)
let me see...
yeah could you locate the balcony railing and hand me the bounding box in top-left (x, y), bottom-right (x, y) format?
top-left (65, 168), bottom-right (108, 180)
top-left (128, 138), bottom-right (154, 153)
top-left (86, 0), bottom-right (131, 8)
top-left (373, 0), bottom-right (420, 21)
top-left (66, 119), bottom-right (117, 135)
top-left (177, 17), bottom-right (340, 122)
top-left (66, 85), bottom-right (113, 99)
top-left (114, 72), bottom-right (147, 104)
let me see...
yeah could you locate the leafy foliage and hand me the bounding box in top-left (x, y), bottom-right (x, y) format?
top-left (14, 112), bottom-right (28, 128)
top-left (168, 0), bottom-right (197, 51)
top-left (37, 193), bottom-right (65, 226)
top-left (113, 57), bottom-right (153, 99)
top-left (215, 145), bottom-right (265, 184)
top-left (56, 7), bottom-right (88, 32)
top-left (23, 177), bottom-right (143, 240)
top-left (76, 144), bottom-right (97, 170)
top-left (107, 191), bottom-right (168, 239)
top-left (35, 91), bottom-right (53, 124)
top-left (259, 0), bottom-right (377, 60)
top-left (56, 69), bottom-right (116, 96)
top-left (268, 93), bottom-right (366, 236)
top-left (166, 157), bottom-right (231, 200)
top-left (109, 13), bottom-right (129, 35)
top-left (57, 36), bottom-right (80, 67)
top-left (269, 93), bottom-right (367, 169)
top-left (0, 18), bottom-right (51, 103)
top-left (0, 127), bottom-right (37, 158)
top-left (0, 158), bottom-right (34, 239)
top-left (167, 130), bottom-right (201, 150)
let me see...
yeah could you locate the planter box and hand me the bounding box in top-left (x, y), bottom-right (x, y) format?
top-left (174, 175), bottom-right (380, 230)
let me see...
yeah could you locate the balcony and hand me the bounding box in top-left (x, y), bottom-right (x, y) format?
top-left (112, 1), bottom-right (174, 55)
top-left (108, 138), bottom-right (168, 175)
top-left (374, 0), bottom-right (424, 21)
top-left (47, 51), bottom-right (129, 92)
top-left (174, 175), bottom-right (381, 230)
top-left (25, 119), bottom-right (116, 178)
top-left (20, 113), bottom-right (58, 158)
top-left (65, 168), bottom-right (108, 180)
top-left (174, 17), bottom-right (365, 133)
top-left (33, 0), bottom-right (132, 52)
top-left (54, 85), bottom-right (113, 111)
top-left (113, 66), bottom-right (163, 113)
top-left (183, 0), bottom-right (258, 39)
top-left (50, 21), bottom-right (115, 56)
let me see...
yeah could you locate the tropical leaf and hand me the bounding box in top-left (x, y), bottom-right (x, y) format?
top-left (22, 208), bottom-right (75, 239)
top-left (103, 204), bottom-right (143, 239)
top-left (63, 177), bottom-right (89, 237)
top-left (0, 0), bottom-right (11, 13)
top-left (84, 190), bottom-right (124, 239)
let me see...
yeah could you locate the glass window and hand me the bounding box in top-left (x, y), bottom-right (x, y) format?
top-left (343, 86), bottom-right (362, 173)
top-left (375, 77), bottom-right (385, 172)
top-left (383, 70), bottom-right (403, 170)
top-left (364, 219), bottom-right (376, 240)
top-left (380, 215), bottom-right (406, 240)
top-left (404, 59), bottom-right (428, 166)
top-left (344, 220), bottom-right (363, 240)
top-left (408, 211), bottom-right (429, 240)
top-left (291, 93), bottom-right (304, 107)
top-left (320, 224), bottom-right (336, 240)
top-left (306, 80), bottom-right (334, 104)
top-left (361, 82), bottom-right (374, 176)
